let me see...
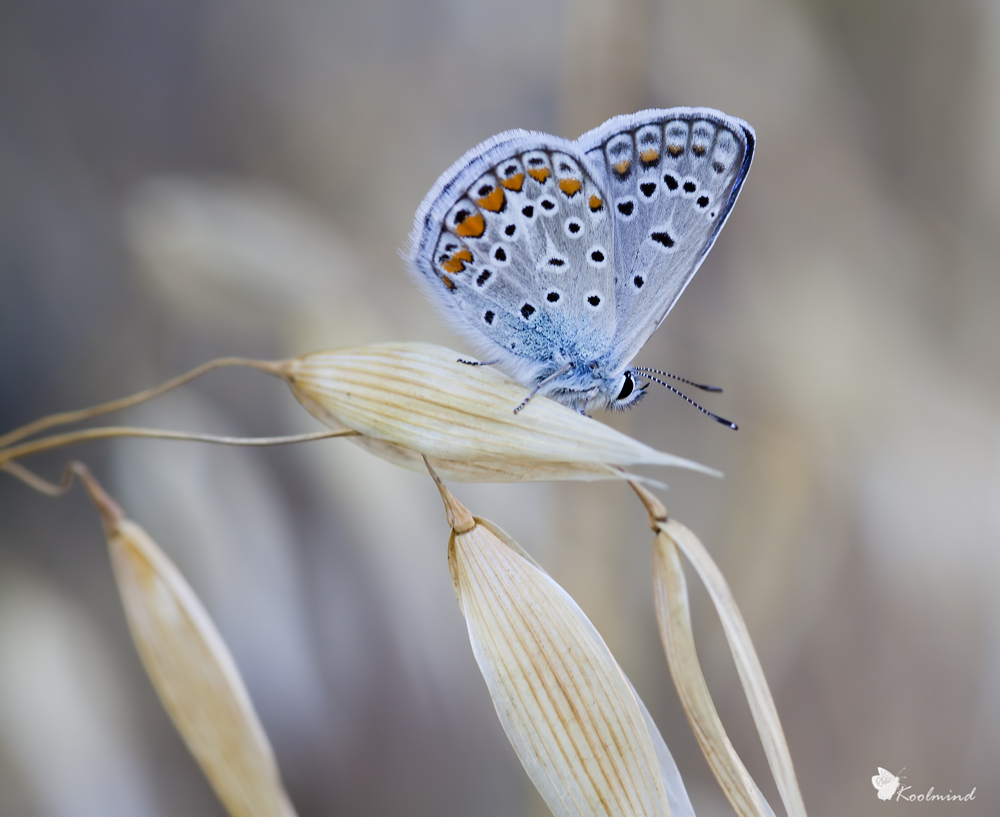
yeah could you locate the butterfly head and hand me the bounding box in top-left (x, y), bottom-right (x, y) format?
top-left (539, 363), bottom-right (648, 413)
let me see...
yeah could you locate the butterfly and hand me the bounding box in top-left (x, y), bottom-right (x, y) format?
top-left (408, 108), bottom-right (754, 416)
top-left (872, 767), bottom-right (903, 801)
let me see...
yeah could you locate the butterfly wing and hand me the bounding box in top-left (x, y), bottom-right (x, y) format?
top-left (409, 131), bottom-right (618, 385)
top-left (577, 108), bottom-right (755, 368)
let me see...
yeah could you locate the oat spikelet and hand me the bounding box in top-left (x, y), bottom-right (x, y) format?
top-left (633, 482), bottom-right (804, 817)
top-left (77, 467), bottom-right (297, 817)
top-left (282, 342), bottom-right (717, 482)
top-left (433, 471), bottom-right (694, 816)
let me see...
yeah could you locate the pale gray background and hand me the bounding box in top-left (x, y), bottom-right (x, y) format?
top-left (1, 0), bottom-right (998, 814)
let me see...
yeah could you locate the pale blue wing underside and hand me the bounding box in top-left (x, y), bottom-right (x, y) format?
top-left (578, 108), bottom-right (755, 369)
top-left (409, 131), bottom-right (618, 384)
top-left (408, 108), bottom-right (754, 399)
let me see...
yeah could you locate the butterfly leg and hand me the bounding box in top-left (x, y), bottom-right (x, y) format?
top-left (513, 362), bottom-right (574, 414)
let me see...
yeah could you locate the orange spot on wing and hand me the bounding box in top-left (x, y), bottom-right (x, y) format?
top-left (613, 159), bottom-right (631, 175)
top-left (589, 194), bottom-right (604, 211)
top-left (441, 275), bottom-right (455, 290)
top-left (441, 246), bottom-right (473, 273)
top-left (692, 144), bottom-right (707, 156)
top-left (527, 167), bottom-right (551, 183)
top-left (558, 178), bottom-right (582, 197)
top-left (476, 186), bottom-right (505, 212)
top-left (640, 148), bottom-right (659, 164)
top-left (667, 144), bottom-right (683, 157)
top-left (454, 212), bottom-right (485, 238)
top-left (499, 173), bottom-right (524, 191)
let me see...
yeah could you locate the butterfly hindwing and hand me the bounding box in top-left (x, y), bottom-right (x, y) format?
top-left (410, 131), bottom-right (617, 380)
top-left (578, 108), bottom-right (755, 367)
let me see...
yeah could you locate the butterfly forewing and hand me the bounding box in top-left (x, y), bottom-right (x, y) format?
top-left (579, 108), bottom-right (754, 366)
top-left (410, 131), bottom-right (618, 379)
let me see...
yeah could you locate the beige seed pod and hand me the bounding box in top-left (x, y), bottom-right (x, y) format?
top-left (76, 467), bottom-right (297, 817)
top-left (280, 342), bottom-right (717, 482)
top-left (433, 471), bottom-right (693, 816)
top-left (632, 482), bottom-right (804, 817)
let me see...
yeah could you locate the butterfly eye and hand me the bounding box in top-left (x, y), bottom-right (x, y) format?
top-left (609, 370), bottom-right (645, 410)
top-left (616, 371), bottom-right (634, 401)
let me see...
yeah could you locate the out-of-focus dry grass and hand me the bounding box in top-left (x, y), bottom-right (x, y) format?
top-left (1, 1), bottom-right (998, 815)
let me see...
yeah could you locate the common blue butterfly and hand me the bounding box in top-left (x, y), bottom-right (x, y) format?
top-left (408, 108), bottom-right (754, 415)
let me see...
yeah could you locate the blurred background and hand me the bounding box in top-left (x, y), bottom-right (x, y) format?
top-left (1, 0), bottom-right (998, 814)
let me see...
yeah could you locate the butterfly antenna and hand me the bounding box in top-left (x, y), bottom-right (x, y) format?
top-left (513, 362), bottom-right (573, 414)
top-left (633, 366), bottom-right (724, 392)
top-left (641, 372), bottom-right (738, 429)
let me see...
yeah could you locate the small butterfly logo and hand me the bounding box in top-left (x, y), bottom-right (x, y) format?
top-left (872, 767), bottom-right (904, 801)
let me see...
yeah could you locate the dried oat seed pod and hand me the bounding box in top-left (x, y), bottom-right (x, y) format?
top-left (282, 342), bottom-right (717, 482)
top-left (76, 466), bottom-right (297, 817)
top-left (433, 469), bottom-right (694, 816)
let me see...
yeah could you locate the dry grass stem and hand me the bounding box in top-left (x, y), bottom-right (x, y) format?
top-left (0, 356), bottom-right (282, 450)
top-left (631, 482), bottom-right (806, 817)
top-left (284, 342), bottom-right (718, 482)
top-left (74, 465), bottom-right (298, 817)
top-left (0, 461), bottom-right (77, 497)
top-left (0, 427), bottom-right (356, 469)
top-left (433, 469), bottom-right (690, 816)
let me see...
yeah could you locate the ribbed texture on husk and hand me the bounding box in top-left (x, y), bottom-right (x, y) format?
top-left (285, 343), bottom-right (717, 482)
top-left (653, 528), bottom-right (774, 817)
top-left (449, 515), bottom-right (672, 816)
top-left (108, 518), bottom-right (296, 817)
top-left (652, 518), bottom-right (804, 817)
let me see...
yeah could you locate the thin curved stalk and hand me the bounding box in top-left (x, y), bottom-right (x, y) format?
top-left (0, 356), bottom-right (285, 450)
top-left (0, 426), bottom-right (356, 469)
